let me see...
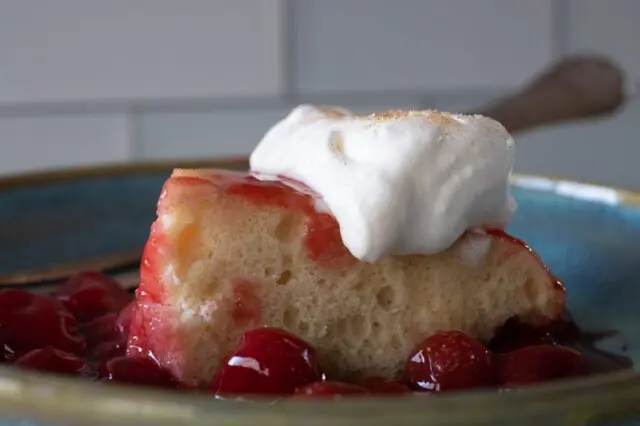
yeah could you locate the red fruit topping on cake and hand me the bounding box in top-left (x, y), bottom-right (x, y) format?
top-left (54, 271), bottom-right (131, 323)
top-left (15, 346), bottom-right (89, 376)
top-left (294, 381), bottom-right (369, 398)
top-left (360, 377), bottom-right (412, 394)
top-left (498, 345), bottom-right (587, 386)
top-left (303, 212), bottom-right (354, 268)
top-left (101, 355), bottom-right (178, 388)
top-left (128, 169), bottom-right (565, 386)
top-left (0, 290), bottom-right (85, 355)
top-left (403, 331), bottom-right (494, 392)
top-left (210, 327), bottom-right (321, 395)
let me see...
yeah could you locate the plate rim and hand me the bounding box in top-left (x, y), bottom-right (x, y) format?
top-left (3, 157), bottom-right (640, 206)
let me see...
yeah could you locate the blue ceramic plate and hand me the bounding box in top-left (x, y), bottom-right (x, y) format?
top-left (0, 159), bottom-right (638, 426)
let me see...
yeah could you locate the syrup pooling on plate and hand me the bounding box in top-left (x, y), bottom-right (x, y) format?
top-left (0, 271), bottom-right (630, 397)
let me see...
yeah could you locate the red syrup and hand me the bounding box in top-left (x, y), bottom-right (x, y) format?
top-left (224, 174), bottom-right (354, 268)
top-left (489, 316), bottom-right (632, 375)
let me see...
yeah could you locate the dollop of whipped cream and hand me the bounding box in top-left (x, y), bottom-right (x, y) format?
top-left (250, 104), bottom-right (516, 262)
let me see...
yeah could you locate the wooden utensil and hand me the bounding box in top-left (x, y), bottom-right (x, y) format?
top-left (1, 55), bottom-right (630, 288)
top-left (477, 55), bottom-right (628, 133)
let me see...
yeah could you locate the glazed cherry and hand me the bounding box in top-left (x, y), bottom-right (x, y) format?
top-left (210, 327), bottom-right (322, 395)
top-left (54, 271), bottom-right (131, 323)
top-left (294, 381), bottom-right (369, 398)
top-left (101, 355), bottom-right (177, 388)
top-left (0, 290), bottom-right (85, 355)
top-left (498, 345), bottom-right (587, 386)
top-left (81, 312), bottom-right (120, 347)
top-left (360, 377), bottom-right (412, 394)
top-left (0, 337), bottom-right (8, 363)
top-left (92, 339), bottom-right (127, 365)
top-left (115, 301), bottom-right (135, 335)
top-left (15, 346), bottom-right (89, 376)
top-left (403, 330), bottom-right (494, 392)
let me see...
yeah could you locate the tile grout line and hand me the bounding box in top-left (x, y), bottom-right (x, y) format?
top-left (0, 88), bottom-right (508, 117)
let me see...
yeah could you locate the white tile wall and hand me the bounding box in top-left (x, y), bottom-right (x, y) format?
top-left (135, 99), bottom-right (423, 160)
top-left (566, 0), bottom-right (640, 80)
top-left (0, 113), bottom-right (129, 175)
top-left (292, 0), bottom-right (555, 94)
top-left (0, 0), bottom-right (284, 104)
top-left (135, 108), bottom-right (290, 160)
top-left (1, 0), bottom-right (640, 189)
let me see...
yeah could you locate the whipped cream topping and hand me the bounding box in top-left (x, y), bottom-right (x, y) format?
top-left (250, 104), bottom-right (516, 262)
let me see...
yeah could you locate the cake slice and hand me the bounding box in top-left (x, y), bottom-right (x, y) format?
top-left (128, 169), bottom-right (564, 387)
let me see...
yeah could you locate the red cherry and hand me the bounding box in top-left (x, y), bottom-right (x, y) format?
top-left (498, 345), bottom-right (588, 387)
top-left (115, 301), bottom-right (136, 336)
top-left (210, 327), bottom-right (321, 395)
top-left (81, 312), bottom-right (119, 347)
top-left (101, 355), bottom-right (177, 388)
top-left (54, 271), bottom-right (130, 323)
top-left (0, 337), bottom-right (8, 363)
top-left (403, 330), bottom-right (494, 392)
top-left (0, 290), bottom-right (85, 355)
top-left (294, 381), bottom-right (368, 398)
top-left (15, 346), bottom-right (89, 376)
top-left (92, 338), bottom-right (127, 365)
top-left (360, 377), bottom-right (412, 394)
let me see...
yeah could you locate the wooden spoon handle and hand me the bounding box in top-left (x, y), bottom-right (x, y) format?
top-left (477, 56), bottom-right (630, 134)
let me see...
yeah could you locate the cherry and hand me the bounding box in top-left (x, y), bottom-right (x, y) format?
top-left (498, 345), bottom-right (588, 387)
top-left (93, 339), bottom-right (127, 363)
top-left (91, 338), bottom-right (128, 369)
top-left (360, 377), bottom-right (412, 394)
top-left (294, 381), bottom-right (369, 398)
top-left (210, 327), bottom-right (321, 395)
top-left (115, 301), bottom-right (136, 335)
top-left (100, 355), bottom-right (177, 388)
top-left (81, 312), bottom-right (120, 347)
top-left (403, 330), bottom-right (494, 392)
top-left (54, 271), bottom-right (130, 323)
top-left (81, 302), bottom-right (133, 355)
top-left (0, 337), bottom-right (7, 363)
top-left (0, 290), bottom-right (85, 355)
top-left (15, 346), bottom-right (89, 376)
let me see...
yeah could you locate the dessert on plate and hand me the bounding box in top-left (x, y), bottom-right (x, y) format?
top-left (0, 105), bottom-right (630, 396)
top-left (127, 105), bottom-right (566, 390)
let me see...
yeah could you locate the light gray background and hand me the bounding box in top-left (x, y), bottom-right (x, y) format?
top-left (0, 0), bottom-right (639, 189)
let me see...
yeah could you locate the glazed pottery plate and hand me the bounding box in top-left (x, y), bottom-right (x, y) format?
top-left (0, 159), bottom-right (639, 426)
